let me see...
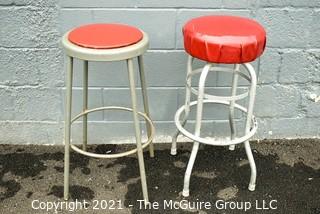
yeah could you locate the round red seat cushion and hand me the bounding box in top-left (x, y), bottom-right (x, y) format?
top-left (68, 23), bottom-right (143, 49)
top-left (183, 16), bottom-right (266, 63)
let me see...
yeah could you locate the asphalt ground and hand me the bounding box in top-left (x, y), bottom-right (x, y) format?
top-left (0, 139), bottom-right (319, 213)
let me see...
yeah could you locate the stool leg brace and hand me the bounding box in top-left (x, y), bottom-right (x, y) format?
top-left (64, 55), bottom-right (153, 203)
top-left (171, 56), bottom-right (257, 197)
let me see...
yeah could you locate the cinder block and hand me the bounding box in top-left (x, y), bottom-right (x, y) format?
top-left (1, 0), bottom-right (58, 6)
top-left (0, 48), bottom-right (63, 87)
top-left (69, 120), bottom-right (241, 144)
top-left (259, 0), bottom-right (320, 7)
top-left (223, 0), bottom-right (253, 9)
top-left (18, 0), bottom-right (57, 7)
top-left (300, 85), bottom-right (320, 118)
top-left (13, 88), bottom-right (62, 121)
top-left (70, 122), bottom-right (174, 145)
top-left (143, 51), bottom-right (187, 87)
top-left (254, 118), bottom-right (269, 139)
top-left (148, 88), bottom-right (179, 121)
top-left (255, 85), bottom-right (301, 118)
top-left (0, 87), bottom-right (15, 120)
top-left (308, 50), bottom-right (320, 82)
top-left (61, 87), bottom-right (104, 121)
top-left (58, 9), bottom-right (92, 34)
top-left (256, 9), bottom-right (313, 48)
top-left (59, 0), bottom-right (223, 8)
top-left (103, 88), bottom-right (179, 121)
top-left (151, 121), bottom-right (176, 138)
top-left (142, 51), bottom-right (217, 87)
top-left (191, 66), bottom-right (219, 87)
top-left (70, 121), bottom-right (137, 145)
top-left (216, 63), bottom-right (259, 87)
top-left (258, 48), bottom-right (281, 84)
top-left (212, 120), bottom-right (247, 138)
top-left (259, 0), bottom-right (290, 7)
top-left (157, 120), bottom-right (246, 142)
top-left (59, 9), bottom-right (176, 49)
top-left (177, 87), bottom-right (247, 121)
top-left (182, 120), bottom-right (240, 138)
top-left (310, 10), bottom-right (320, 48)
top-left (69, 53), bottom-right (206, 88)
top-left (279, 50), bottom-right (320, 84)
top-left (0, 7), bottom-right (59, 48)
top-left (176, 9), bottom-right (252, 49)
top-left (0, 0), bottom-right (13, 5)
top-left (71, 58), bottom-right (137, 87)
top-left (257, 118), bottom-right (320, 139)
top-left (102, 88), bottom-right (143, 121)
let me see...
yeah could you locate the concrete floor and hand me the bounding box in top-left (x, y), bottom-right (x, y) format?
top-left (0, 139), bottom-right (319, 213)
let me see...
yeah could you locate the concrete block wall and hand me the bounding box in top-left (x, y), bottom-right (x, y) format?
top-left (0, 0), bottom-right (319, 144)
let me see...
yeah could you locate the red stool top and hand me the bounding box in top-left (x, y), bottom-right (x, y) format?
top-left (183, 16), bottom-right (266, 63)
top-left (68, 23), bottom-right (143, 49)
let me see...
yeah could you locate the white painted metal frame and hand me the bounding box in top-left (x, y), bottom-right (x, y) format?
top-left (171, 55), bottom-right (258, 197)
top-left (62, 31), bottom-right (154, 203)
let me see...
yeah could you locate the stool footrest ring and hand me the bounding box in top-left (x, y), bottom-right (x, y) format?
top-left (187, 65), bottom-right (252, 102)
top-left (189, 86), bottom-right (249, 102)
top-left (174, 100), bottom-right (257, 146)
top-left (69, 106), bottom-right (155, 159)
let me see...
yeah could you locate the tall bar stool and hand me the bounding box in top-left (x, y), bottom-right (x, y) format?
top-left (171, 16), bottom-right (266, 197)
top-left (61, 23), bottom-right (155, 203)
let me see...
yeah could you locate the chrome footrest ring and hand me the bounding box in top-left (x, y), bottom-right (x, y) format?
top-left (174, 100), bottom-right (257, 146)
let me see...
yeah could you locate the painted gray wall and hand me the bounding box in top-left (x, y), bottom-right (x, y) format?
top-left (0, 0), bottom-right (319, 144)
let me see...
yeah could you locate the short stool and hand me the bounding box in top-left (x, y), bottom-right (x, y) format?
top-left (61, 24), bottom-right (155, 202)
top-left (171, 16), bottom-right (266, 197)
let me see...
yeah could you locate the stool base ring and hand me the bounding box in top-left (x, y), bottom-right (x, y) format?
top-left (69, 106), bottom-right (155, 159)
top-left (174, 100), bottom-right (257, 146)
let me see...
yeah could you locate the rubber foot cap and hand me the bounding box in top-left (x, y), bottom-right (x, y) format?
top-left (248, 183), bottom-right (256, 191)
top-left (182, 189), bottom-right (190, 197)
top-left (170, 148), bottom-right (177, 156)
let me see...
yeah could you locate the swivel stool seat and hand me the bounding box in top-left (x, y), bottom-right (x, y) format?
top-left (171, 16), bottom-right (266, 197)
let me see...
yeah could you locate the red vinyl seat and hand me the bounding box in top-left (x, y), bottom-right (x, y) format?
top-left (68, 23), bottom-right (143, 49)
top-left (183, 16), bottom-right (266, 63)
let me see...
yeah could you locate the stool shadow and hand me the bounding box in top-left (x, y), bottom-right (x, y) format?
top-left (107, 145), bottom-right (320, 214)
top-left (0, 147), bottom-right (92, 202)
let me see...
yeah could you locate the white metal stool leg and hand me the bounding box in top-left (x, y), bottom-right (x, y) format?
top-left (243, 63), bottom-right (257, 191)
top-left (182, 64), bottom-right (211, 197)
top-left (171, 56), bottom-right (193, 155)
top-left (245, 141), bottom-right (257, 191)
top-left (228, 64), bottom-right (240, 151)
top-left (183, 142), bottom-right (199, 197)
top-left (138, 55), bottom-right (154, 158)
top-left (127, 58), bottom-right (149, 203)
top-left (82, 60), bottom-right (88, 151)
top-left (173, 61), bottom-right (258, 196)
top-left (64, 56), bottom-right (73, 200)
